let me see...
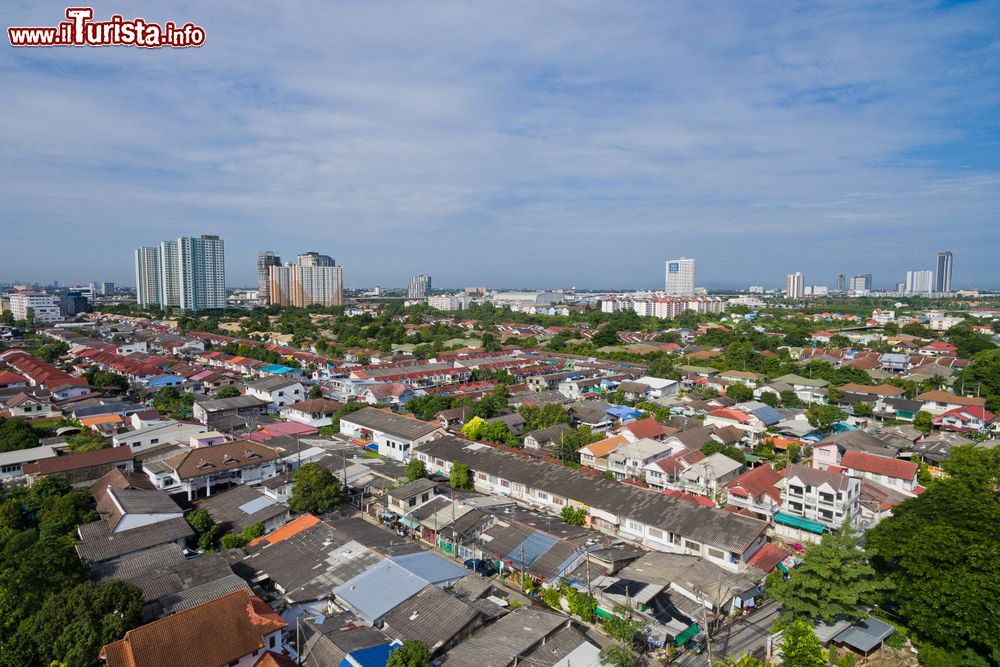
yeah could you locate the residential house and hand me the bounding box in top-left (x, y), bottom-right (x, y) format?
top-left (578, 434), bottom-right (628, 471)
top-left (245, 376), bottom-right (305, 412)
top-left (915, 391), bottom-right (987, 416)
top-left (619, 417), bottom-right (675, 443)
top-left (150, 439), bottom-right (279, 500)
top-left (280, 398), bottom-right (344, 428)
top-left (607, 437), bottom-right (678, 481)
top-left (195, 484), bottom-right (290, 535)
top-left (100, 590), bottom-right (287, 667)
top-left (644, 448), bottom-right (705, 490)
top-left (0, 444), bottom-right (60, 481)
top-left (522, 424), bottom-right (572, 453)
top-left (386, 478), bottom-right (438, 515)
top-left (839, 451), bottom-right (919, 495)
top-left (111, 420), bottom-right (208, 454)
top-left (22, 446), bottom-right (134, 486)
top-left (933, 406), bottom-right (996, 434)
top-left (719, 370), bottom-right (764, 389)
top-left (704, 408), bottom-right (766, 443)
top-left (811, 430), bottom-right (897, 471)
top-left (2, 392), bottom-right (55, 418)
top-left (362, 382), bottom-right (415, 407)
top-left (780, 464), bottom-right (860, 533)
top-left (487, 413), bottom-right (527, 435)
top-left (724, 464), bottom-right (782, 519)
top-left (339, 406), bottom-right (442, 461)
top-left (679, 453), bottom-right (743, 499)
top-left (192, 394), bottom-right (269, 429)
top-left (771, 374), bottom-right (829, 404)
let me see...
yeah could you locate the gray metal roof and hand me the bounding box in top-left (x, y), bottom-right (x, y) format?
top-left (438, 607), bottom-right (569, 667)
top-left (389, 551), bottom-right (468, 587)
top-left (75, 516), bottom-right (194, 563)
top-left (415, 436), bottom-right (767, 554)
top-left (381, 584), bottom-right (480, 653)
top-left (332, 558), bottom-right (432, 624)
top-left (340, 407), bottom-right (439, 440)
top-left (195, 485), bottom-right (288, 534)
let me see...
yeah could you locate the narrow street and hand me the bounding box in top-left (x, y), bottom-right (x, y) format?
top-left (674, 600), bottom-right (782, 667)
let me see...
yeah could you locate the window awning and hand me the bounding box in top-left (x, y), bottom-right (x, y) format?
top-left (774, 511), bottom-right (825, 535)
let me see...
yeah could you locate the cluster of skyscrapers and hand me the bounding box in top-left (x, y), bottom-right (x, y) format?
top-left (134, 235), bottom-right (226, 310)
top-left (258, 250), bottom-right (344, 307)
top-left (785, 251), bottom-right (954, 298)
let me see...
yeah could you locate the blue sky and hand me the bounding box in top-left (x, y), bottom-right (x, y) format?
top-left (2, 1), bottom-right (998, 290)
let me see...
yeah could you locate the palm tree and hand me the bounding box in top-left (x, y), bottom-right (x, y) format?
top-left (715, 655), bottom-right (763, 667)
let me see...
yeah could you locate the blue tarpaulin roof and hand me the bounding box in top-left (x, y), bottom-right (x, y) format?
top-left (750, 406), bottom-right (784, 426)
top-left (605, 405), bottom-right (644, 421)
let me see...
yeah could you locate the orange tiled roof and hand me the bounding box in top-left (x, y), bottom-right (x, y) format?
top-left (250, 513), bottom-right (321, 547)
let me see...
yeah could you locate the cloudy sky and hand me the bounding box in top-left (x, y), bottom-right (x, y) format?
top-left (3, 1), bottom-right (998, 291)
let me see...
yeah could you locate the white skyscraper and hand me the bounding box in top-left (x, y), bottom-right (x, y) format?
top-left (786, 272), bottom-right (805, 299)
top-left (134, 246), bottom-right (162, 307)
top-left (905, 270), bottom-right (933, 295)
top-left (408, 275), bottom-right (432, 298)
top-left (664, 258), bottom-right (695, 296)
top-left (134, 235), bottom-right (226, 311)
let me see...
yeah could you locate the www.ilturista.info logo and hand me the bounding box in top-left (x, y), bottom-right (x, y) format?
top-left (8, 8), bottom-right (205, 48)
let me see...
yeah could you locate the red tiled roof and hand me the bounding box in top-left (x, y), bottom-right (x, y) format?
top-left (747, 543), bottom-right (792, 572)
top-left (707, 408), bottom-right (752, 422)
top-left (621, 417), bottom-right (670, 440)
top-left (0, 371), bottom-right (27, 384)
top-left (23, 446), bottom-right (133, 476)
top-left (840, 450), bottom-right (918, 480)
top-left (725, 464), bottom-right (782, 501)
top-left (101, 590), bottom-right (286, 667)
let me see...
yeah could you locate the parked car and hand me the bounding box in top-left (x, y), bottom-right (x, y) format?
top-left (464, 558), bottom-right (496, 576)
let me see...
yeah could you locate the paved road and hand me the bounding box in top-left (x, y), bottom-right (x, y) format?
top-left (675, 600), bottom-right (782, 667)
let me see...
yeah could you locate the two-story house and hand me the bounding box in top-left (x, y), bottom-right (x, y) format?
top-left (781, 463), bottom-right (860, 532)
top-left (933, 406), bottom-right (996, 434)
top-left (339, 406), bottom-right (441, 461)
top-left (607, 437), bottom-right (677, 481)
top-left (152, 439), bottom-right (279, 501)
top-left (724, 464), bottom-right (782, 519)
top-left (915, 391), bottom-right (987, 416)
top-left (839, 450), bottom-right (919, 495)
top-left (578, 434), bottom-right (628, 471)
top-left (244, 376), bottom-right (305, 412)
top-left (280, 398), bottom-right (344, 428)
top-left (679, 452), bottom-right (743, 499)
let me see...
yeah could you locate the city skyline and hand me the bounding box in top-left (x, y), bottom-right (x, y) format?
top-left (2, 3), bottom-right (998, 289)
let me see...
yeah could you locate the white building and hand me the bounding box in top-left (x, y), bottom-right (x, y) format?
top-left (244, 376), bottom-right (305, 412)
top-left (112, 420), bottom-right (208, 454)
top-left (8, 291), bottom-right (61, 323)
top-left (269, 252), bottom-right (344, 307)
top-left (134, 235), bottom-right (226, 310)
top-left (427, 294), bottom-right (466, 310)
top-left (905, 270), bottom-right (933, 295)
top-left (786, 273), bottom-right (805, 299)
top-left (664, 258), bottom-right (695, 296)
top-left (781, 463), bottom-right (860, 530)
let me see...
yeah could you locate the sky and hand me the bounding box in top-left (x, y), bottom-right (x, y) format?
top-left (2, 1), bottom-right (999, 291)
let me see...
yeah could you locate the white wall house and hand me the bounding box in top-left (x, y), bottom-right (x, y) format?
top-left (339, 406), bottom-right (441, 461)
top-left (245, 377), bottom-right (305, 412)
top-left (112, 420), bottom-right (208, 454)
top-left (782, 464), bottom-right (860, 530)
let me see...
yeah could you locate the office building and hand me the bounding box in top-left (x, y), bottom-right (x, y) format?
top-left (100, 281), bottom-right (115, 296)
top-left (905, 270), bottom-right (933, 295)
top-left (786, 272), bottom-right (805, 299)
top-left (134, 235), bottom-right (226, 311)
top-left (664, 258), bottom-right (695, 296)
top-left (134, 247), bottom-right (162, 307)
top-left (9, 291), bottom-right (61, 323)
top-left (836, 274), bottom-right (846, 293)
top-left (59, 291), bottom-right (90, 317)
top-left (850, 274), bottom-right (872, 294)
top-left (935, 251), bottom-right (953, 293)
top-left (408, 274), bottom-right (432, 299)
top-left (269, 252), bottom-right (344, 307)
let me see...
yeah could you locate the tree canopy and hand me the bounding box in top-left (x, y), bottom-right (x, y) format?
top-left (865, 446), bottom-right (1000, 664)
top-left (386, 640), bottom-right (431, 667)
top-left (288, 463), bottom-right (343, 515)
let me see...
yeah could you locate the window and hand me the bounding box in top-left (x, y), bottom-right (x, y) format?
top-left (684, 540), bottom-right (700, 551)
top-left (707, 548), bottom-right (724, 559)
top-left (270, 635), bottom-right (276, 649)
top-left (408, 498), bottom-right (417, 507)
top-left (150, 438), bottom-right (159, 445)
top-left (537, 491), bottom-right (549, 501)
top-left (500, 479), bottom-right (510, 488)
top-left (648, 528), bottom-right (663, 540)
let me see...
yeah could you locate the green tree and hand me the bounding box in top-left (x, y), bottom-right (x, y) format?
top-left (768, 523), bottom-right (883, 624)
top-left (405, 458), bottom-right (427, 482)
top-left (913, 410), bottom-right (934, 433)
top-left (0, 417), bottom-right (40, 453)
top-left (852, 402), bottom-right (873, 418)
top-left (716, 657), bottom-right (763, 667)
top-left (805, 404), bottom-right (846, 432)
top-left (480, 333), bottom-right (501, 352)
top-left (780, 620), bottom-right (825, 667)
top-left (308, 385), bottom-right (324, 399)
top-left (599, 643), bottom-right (636, 667)
top-left (959, 348), bottom-right (1000, 413)
top-left (185, 508), bottom-right (215, 536)
top-left (449, 462), bottom-right (473, 490)
top-left (780, 390), bottom-right (803, 408)
top-left (66, 429), bottom-right (108, 453)
top-left (602, 603), bottom-right (644, 644)
top-left (215, 385), bottom-right (242, 399)
top-left (461, 416), bottom-right (488, 441)
top-left (14, 579), bottom-right (143, 667)
top-left (701, 441), bottom-right (747, 465)
top-left (519, 403), bottom-right (570, 431)
top-left (288, 463), bottom-right (343, 515)
top-left (759, 391), bottom-right (779, 407)
top-left (560, 506), bottom-right (587, 526)
top-left (866, 447), bottom-right (1000, 662)
top-left (386, 640), bottom-right (432, 667)
top-left (726, 382), bottom-right (754, 403)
